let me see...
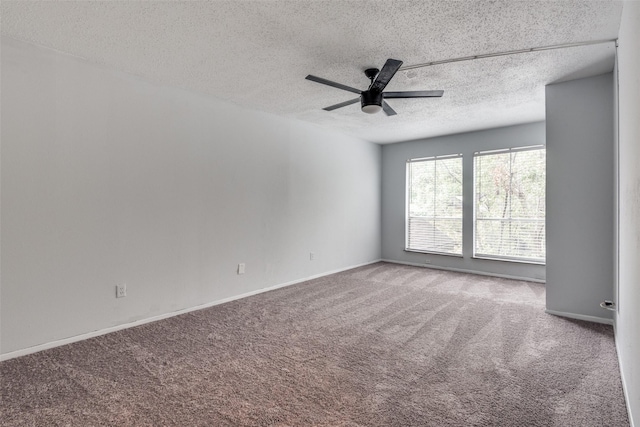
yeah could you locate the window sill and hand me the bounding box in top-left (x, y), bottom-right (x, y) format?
top-left (472, 255), bottom-right (546, 266)
top-left (404, 249), bottom-right (463, 258)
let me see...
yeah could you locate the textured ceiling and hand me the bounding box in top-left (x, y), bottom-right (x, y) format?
top-left (0, 1), bottom-right (623, 144)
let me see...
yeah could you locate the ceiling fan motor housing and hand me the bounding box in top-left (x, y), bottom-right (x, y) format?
top-left (361, 90), bottom-right (383, 114)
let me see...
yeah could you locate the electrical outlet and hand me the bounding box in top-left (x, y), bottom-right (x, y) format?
top-left (425, 259), bottom-right (432, 264)
top-left (310, 252), bottom-right (316, 261)
top-left (116, 283), bottom-right (127, 298)
top-left (238, 263), bottom-right (245, 275)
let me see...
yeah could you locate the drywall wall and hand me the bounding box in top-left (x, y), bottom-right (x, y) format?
top-left (381, 122), bottom-right (546, 281)
top-left (545, 73), bottom-right (614, 323)
top-left (0, 38), bottom-right (381, 356)
top-left (616, 1), bottom-right (640, 425)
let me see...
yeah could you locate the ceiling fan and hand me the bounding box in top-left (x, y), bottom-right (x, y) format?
top-left (305, 58), bottom-right (443, 116)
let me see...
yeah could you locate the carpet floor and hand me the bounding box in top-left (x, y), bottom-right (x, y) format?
top-left (0, 262), bottom-right (629, 426)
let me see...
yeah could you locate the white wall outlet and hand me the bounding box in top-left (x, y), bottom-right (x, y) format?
top-left (425, 259), bottom-right (432, 264)
top-left (310, 252), bottom-right (316, 261)
top-left (116, 283), bottom-right (127, 298)
top-left (238, 263), bottom-right (245, 274)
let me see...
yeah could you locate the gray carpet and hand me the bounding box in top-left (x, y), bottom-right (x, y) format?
top-left (0, 262), bottom-right (629, 426)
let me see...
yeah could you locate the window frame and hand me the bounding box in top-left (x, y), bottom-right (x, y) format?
top-left (405, 153), bottom-right (464, 257)
top-left (472, 145), bottom-right (546, 264)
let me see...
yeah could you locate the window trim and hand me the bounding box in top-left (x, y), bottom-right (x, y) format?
top-left (405, 153), bottom-right (463, 256)
top-left (473, 145), bottom-right (545, 157)
top-left (472, 145), bottom-right (546, 264)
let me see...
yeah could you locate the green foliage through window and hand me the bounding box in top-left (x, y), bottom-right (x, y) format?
top-left (406, 155), bottom-right (463, 255)
top-left (474, 147), bottom-right (546, 262)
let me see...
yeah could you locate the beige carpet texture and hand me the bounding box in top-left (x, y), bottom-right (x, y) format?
top-left (0, 262), bottom-right (629, 426)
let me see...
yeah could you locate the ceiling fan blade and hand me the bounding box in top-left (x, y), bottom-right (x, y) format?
top-left (383, 90), bottom-right (444, 98)
top-left (370, 59), bottom-right (403, 92)
top-left (305, 75), bottom-right (362, 94)
top-left (323, 97), bottom-right (361, 111)
top-left (382, 101), bottom-right (397, 116)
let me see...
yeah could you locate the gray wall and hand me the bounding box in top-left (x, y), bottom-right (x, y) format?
top-left (545, 73), bottom-right (614, 323)
top-left (0, 38), bottom-right (382, 357)
top-left (616, 1), bottom-right (640, 424)
top-left (381, 122), bottom-right (546, 282)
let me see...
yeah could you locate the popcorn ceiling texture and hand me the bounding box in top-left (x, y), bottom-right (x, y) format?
top-left (0, 1), bottom-right (623, 143)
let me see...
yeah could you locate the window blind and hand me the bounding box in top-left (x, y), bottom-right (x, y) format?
top-left (406, 154), bottom-right (463, 255)
top-left (473, 146), bottom-right (546, 263)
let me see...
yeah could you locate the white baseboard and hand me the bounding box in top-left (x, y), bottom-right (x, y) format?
top-left (381, 258), bottom-right (546, 283)
top-left (0, 259), bottom-right (382, 362)
top-left (614, 318), bottom-right (636, 427)
top-left (544, 309), bottom-right (614, 325)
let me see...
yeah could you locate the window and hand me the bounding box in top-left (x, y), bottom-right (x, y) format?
top-left (473, 146), bottom-right (546, 263)
top-left (406, 154), bottom-right (463, 255)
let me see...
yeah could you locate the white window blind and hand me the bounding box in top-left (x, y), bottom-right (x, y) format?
top-left (474, 146), bottom-right (546, 263)
top-left (406, 154), bottom-right (463, 255)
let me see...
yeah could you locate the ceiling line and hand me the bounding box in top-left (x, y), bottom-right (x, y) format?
top-left (399, 39), bottom-right (618, 71)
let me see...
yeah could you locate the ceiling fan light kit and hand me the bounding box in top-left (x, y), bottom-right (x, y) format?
top-left (306, 58), bottom-right (444, 116)
top-left (361, 90), bottom-right (383, 114)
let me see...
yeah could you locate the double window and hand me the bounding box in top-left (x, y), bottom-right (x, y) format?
top-left (406, 146), bottom-right (546, 264)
